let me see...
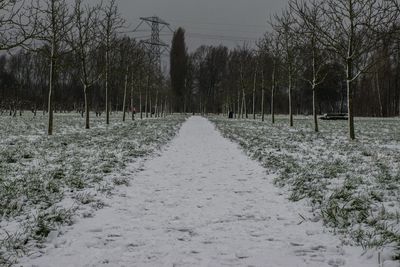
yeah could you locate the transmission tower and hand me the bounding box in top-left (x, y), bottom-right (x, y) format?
top-left (137, 16), bottom-right (172, 70)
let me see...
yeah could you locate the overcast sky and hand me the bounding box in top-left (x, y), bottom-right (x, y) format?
top-left (86, 0), bottom-right (289, 69)
top-left (106, 0), bottom-right (289, 52)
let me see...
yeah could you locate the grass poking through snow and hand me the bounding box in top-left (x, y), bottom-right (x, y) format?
top-left (210, 115), bottom-right (400, 259)
top-left (0, 113), bottom-right (186, 265)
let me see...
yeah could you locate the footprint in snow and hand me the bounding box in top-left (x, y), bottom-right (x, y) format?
top-left (311, 245), bottom-right (327, 251)
top-left (306, 229), bottom-right (320, 236)
top-left (235, 252), bottom-right (250, 259)
top-left (290, 242), bottom-right (304, 247)
top-left (328, 258), bottom-right (346, 266)
top-left (89, 228), bottom-right (103, 233)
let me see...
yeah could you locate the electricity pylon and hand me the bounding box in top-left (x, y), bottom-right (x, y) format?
top-left (137, 16), bottom-right (173, 70)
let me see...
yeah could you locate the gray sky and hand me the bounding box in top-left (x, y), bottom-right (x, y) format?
top-left (112, 0), bottom-right (289, 52)
top-left (86, 0), bottom-right (289, 70)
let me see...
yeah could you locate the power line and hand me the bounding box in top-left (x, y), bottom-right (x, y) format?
top-left (169, 24), bottom-right (264, 35)
top-left (182, 33), bottom-right (257, 44)
top-left (132, 17), bottom-right (262, 48)
top-left (137, 16), bottom-right (173, 70)
top-left (157, 32), bottom-right (256, 40)
top-left (187, 33), bottom-right (256, 40)
top-left (152, 18), bottom-right (267, 29)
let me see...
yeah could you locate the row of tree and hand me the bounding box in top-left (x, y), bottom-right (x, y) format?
top-left (0, 0), bottom-right (168, 135)
top-left (2, 0), bottom-right (400, 139)
top-left (169, 0), bottom-right (400, 139)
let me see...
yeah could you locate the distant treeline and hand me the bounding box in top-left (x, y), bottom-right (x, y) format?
top-left (168, 0), bottom-right (400, 139)
top-left (0, 39), bottom-right (164, 115)
top-left (1, 0), bottom-right (400, 139)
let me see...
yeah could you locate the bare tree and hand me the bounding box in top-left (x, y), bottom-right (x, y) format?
top-left (122, 62), bottom-right (129, 121)
top-left (391, 0), bottom-right (400, 117)
top-left (0, 0), bottom-right (38, 51)
top-left (239, 64), bottom-right (246, 119)
top-left (70, 0), bottom-right (102, 129)
top-left (130, 44), bottom-right (145, 120)
top-left (35, 0), bottom-right (73, 135)
top-left (237, 45), bottom-right (251, 119)
top-left (145, 55), bottom-right (152, 118)
top-left (291, 0), bottom-right (328, 132)
top-left (272, 9), bottom-right (299, 127)
top-left (120, 37), bottom-right (132, 122)
top-left (293, 0), bottom-right (398, 139)
top-left (262, 32), bottom-right (282, 124)
top-left (252, 50), bottom-right (259, 120)
top-left (261, 61), bottom-right (265, 122)
top-left (254, 42), bottom-right (268, 122)
top-left (99, 0), bottom-right (124, 125)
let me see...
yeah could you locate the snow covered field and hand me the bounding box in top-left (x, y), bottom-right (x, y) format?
top-left (17, 116), bottom-right (382, 267)
top-left (210, 115), bottom-right (400, 265)
top-left (0, 113), bottom-right (186, 265)
top-left (1, 114), bottom-right (399, 266)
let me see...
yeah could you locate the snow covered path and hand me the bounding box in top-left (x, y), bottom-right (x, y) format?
top-left (22, 116), bottom-right (377, 267)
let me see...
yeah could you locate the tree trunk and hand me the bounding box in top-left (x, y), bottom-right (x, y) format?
top-left (105, 47), bottom-right (110, 125)
top-left (271, 86), bottom-right (275, 123)
top-left (130, 71), bottom-right (135, 120)
top-left (241, 90), bottom-right (245, 119)
top-left (288, 69), bottom-right (293, 127)
top-left (245, 96), bottom-right (248, 119)
top-left (261, 69), bottom-right (265, 122)
top-left (48, 39), bottom-right (56, 135)
top-left (237, 89), bottom-right (240, 119)
top-left (183, 94), bottom-right (187, 115)
top-left (139, 85), bottom-right (143, 120)
top-left (340, 88), bottom-right (345, 113)
top-left (164, 97), bottom-right (167, 117)
top-left (253, 65), bottom-right (257, 120)
top-left (375, 71), bottom-right (384, 117)
top-left (347, 59), bottom-right (355, 140)
top-left (271, 64), bottom-right (276, 124)
top-left (312, 87), bottom-right (318, 132)
top-left (122, 66), bottom-right (128, 122)
top-left (145, 74), bottom-right (149, 118)
top-left (48, 56), bottom-right (55, 135)
top-left (149, 97), bottom-right (152, 118)
top-left (84, 85), bottom-right (89, 129)
top-left (161, 97), bottom-right (164, 117)
top-left (155, 90), bottom-right (159, 118)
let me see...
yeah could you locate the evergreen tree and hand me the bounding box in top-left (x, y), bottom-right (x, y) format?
top-left (170, 27), bottom-right (188, 112)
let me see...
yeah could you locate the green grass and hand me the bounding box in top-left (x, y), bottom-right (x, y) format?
top-left (0, 112), bottom-right (186, 265)
top-left (210, 115), bottom-right (400, 259)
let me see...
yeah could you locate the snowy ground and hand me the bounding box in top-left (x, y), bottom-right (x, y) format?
top-left (18, 116), bottom-right (387, 267)
top-left (0, 113), bottom-right (186, 265)
top-left (210, 115), bottom-right (400, 266)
